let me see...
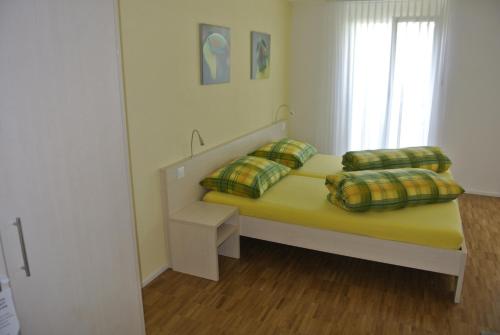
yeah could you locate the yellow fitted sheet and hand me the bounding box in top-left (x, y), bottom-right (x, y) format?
top-left (290, 154), bottom-right (343, 178)
top-left (203, 175), bottom-right (464, 249)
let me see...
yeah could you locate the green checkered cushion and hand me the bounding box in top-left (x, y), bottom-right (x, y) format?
top-left (249, 138), bottom-right (318, 169)
top-left (342, 147), bottom-right (452, 173)
top-left (200, 156), bottom-right (290, 198)
top-left (325, 168), bottom-right (464, 212)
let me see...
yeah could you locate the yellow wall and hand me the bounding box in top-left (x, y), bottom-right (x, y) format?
top-left (119, 0), bottom-right (291, 280)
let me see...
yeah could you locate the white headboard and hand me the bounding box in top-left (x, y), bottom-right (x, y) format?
top-left (161, 120), bottom-right (287, 218)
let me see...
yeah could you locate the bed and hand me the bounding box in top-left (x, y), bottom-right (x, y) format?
top-left (161, 121), bottom-right (467, 303)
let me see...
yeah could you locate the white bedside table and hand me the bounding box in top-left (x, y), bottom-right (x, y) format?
top-left (169, 201), bottom-right (240, 281)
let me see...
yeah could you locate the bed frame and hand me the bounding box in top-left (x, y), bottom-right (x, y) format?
top-left (161, 121), bottom-right (467, 303)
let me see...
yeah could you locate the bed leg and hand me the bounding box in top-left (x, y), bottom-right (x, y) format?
top-left (454, 251), bottom-right (467, 303)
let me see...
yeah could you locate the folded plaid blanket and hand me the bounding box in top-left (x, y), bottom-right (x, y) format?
top-left (342, 147), bottom-right (452, 173)
top-left (325, 169), bottom-right (464, 212)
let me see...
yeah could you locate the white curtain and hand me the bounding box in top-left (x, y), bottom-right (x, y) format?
top-left (330, 0), bottom-right (449, 155)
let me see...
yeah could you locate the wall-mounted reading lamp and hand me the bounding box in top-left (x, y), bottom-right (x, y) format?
top-left (190, 129), bottom-right (205, 158)
top-left (273, 104), bottom-right (294, 122)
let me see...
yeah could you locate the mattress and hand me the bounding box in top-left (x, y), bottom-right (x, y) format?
top-left (203, 175), bottom-right (464, 249)
top-left (290, 154), bottom-right (343, 178)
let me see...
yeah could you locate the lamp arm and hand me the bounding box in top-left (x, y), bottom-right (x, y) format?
top-left (190, 129), bottom-right (205, 158)
top-left (274, 104), bottom-right (294, 122)
top-left (190, 131), bottom-right (195, 158)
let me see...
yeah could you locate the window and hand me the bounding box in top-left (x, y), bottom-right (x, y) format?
top-left (333, 0), bottom-right (448, 153)
top-left (388, 20), bottom-right (436, 148)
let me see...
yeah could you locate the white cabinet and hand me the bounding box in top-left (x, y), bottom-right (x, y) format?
top-left (0, 1), bottom-right (145, 334)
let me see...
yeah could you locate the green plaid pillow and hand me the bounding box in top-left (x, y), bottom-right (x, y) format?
top-left (200, 156), bottom-right (290, 198)
top-left (342, 146), bottom-right (452, 173)
top-left (325, 168), bottom-right (464, 212)
top-left (249, 138), bottom-right (318, 169)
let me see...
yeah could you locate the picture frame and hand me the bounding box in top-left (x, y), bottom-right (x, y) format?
top-left (200, 24), bottom-right (231, 85)
top-left (251, 31), bottom-right (271, 80)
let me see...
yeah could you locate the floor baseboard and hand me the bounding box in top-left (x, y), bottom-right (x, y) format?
top-left (466, 190), bottom-right (500, 197)
top-left (142, 264), bottom-right (169, 288)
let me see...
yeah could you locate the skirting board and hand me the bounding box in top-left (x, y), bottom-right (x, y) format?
top-left (142, 264), bottom-right (169, 288)
top-left (466, 190), bottom-right (500, 198)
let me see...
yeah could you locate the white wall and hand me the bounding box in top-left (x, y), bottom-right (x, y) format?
top-left (289, 0), bottom-right (500, 196)
top-left (438, 0), bottom-right (500, 196)
top-left (119, 0), bottom-right (291, 281)
top-left (289, 1), bottom-right (332, 153)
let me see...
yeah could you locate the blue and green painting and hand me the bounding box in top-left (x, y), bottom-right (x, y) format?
top-left (251, 31), bottom-right (270, 79)
top-left (200, 24), bottom-right (230, 85)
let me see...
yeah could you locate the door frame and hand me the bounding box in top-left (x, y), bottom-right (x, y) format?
top-left (111, 1), bottom-right (146, 333)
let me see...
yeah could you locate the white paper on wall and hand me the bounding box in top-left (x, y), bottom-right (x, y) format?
top-left (0, 277), bottom-right (20, 335)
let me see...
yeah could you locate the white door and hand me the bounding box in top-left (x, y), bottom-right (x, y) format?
top-left (0, 1), bottom-right (145, 334)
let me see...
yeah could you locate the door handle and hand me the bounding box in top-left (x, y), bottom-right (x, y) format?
top-left (13, 218), bottom-right (31, 277)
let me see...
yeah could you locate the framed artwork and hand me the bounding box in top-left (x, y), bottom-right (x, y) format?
top-left (199, 24), bottom-right (230, 85)
top-left (251, 31), bottom-right (271, 79)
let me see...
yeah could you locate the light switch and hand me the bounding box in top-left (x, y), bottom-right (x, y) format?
top-left (176, 166), bottom-right (185, 179)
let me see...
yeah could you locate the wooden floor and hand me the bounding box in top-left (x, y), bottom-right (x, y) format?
top-left (143, 194), bottom-right (500, 335)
